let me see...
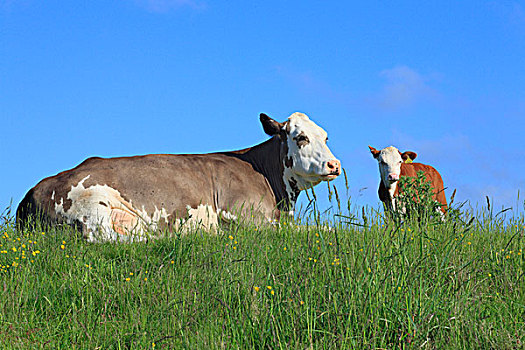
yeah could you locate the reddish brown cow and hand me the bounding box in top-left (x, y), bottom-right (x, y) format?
top-left (369, 145), bottom-right (447, 213)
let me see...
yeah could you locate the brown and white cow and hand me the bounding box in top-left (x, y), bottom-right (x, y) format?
top-left (17, 112), bottom-right (341, 242)
top-left (369, 145), bottom-right (447, 213)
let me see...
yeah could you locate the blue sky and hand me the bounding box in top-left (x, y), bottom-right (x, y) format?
top-left (1, 1), bottom-right (524, 216)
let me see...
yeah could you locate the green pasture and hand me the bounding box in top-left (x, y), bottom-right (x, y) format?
top-left (0, 192), bottom-right (524, 349)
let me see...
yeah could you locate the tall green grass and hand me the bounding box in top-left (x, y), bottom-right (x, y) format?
top-left (1, 192), bottom-right (524, 349)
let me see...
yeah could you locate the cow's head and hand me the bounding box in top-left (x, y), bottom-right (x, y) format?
top-left (369, 145), bottom-right (417, 188)
top-left (260, 112), bottom-right (341, 197)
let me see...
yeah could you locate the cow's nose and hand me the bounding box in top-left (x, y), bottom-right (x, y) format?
top-left (388, 173), bottom-right (399, 181)
top-left (327, 159), bottom-right (341, 175)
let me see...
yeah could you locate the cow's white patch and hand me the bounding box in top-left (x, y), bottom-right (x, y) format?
top-left (185, 204), bottom-right (219, 232)
top-left (282, 112), bottom-right (340, 194)
top-left (179, 206), bottom-right (241, 232)
top-left (54, 176), bottom-right (170, 243)
top-left (218, 208), bottom-right (238, 222)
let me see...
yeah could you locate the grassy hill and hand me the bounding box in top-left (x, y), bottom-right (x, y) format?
top-left (0, 200), bottom-right (524, 349)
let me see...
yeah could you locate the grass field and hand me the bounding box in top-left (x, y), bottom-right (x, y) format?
top-left (1, 197), bottom-right (524, 349)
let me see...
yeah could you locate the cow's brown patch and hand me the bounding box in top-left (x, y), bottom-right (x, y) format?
top-left (55, 189), bottom-right (73, 213)
top-left (293, 132), bottom-right (310, 148)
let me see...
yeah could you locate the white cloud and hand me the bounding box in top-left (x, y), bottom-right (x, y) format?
top-left (274, 65), bottom-right (443, 112)
top-left (134, 0), bottom-right (206, 12)
top-left (375, 65), bottom-right (439, 110)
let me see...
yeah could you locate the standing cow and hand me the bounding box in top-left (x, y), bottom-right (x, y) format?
top-left (17, 112), bottom-right (341, 242)
top-left (369, 145), bottom-right (447, 213)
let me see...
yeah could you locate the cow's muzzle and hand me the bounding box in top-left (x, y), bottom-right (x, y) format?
top-left (388, 173), bottom-right (399, 182)
top-left (324, 159), bottom-right (341, 179)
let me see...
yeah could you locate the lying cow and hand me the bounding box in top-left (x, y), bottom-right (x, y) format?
top-left (17, 112), bottom-right (341, 242)
top-left (368, 145), bottom-right (447, 213)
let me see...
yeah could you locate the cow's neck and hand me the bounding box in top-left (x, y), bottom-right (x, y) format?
top-left (226, 136), bottom-right (295, 212)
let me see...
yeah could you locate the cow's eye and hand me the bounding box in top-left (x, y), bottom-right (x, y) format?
top-left (294, 133), bottom-right (310, 147)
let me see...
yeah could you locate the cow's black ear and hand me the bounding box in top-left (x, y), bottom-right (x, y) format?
top-left (401, 151), bottom-right (417, 161)
top-left (369, 146), bottom-right (380, 159)
top-left (260, 113), bottom-right (284, 136)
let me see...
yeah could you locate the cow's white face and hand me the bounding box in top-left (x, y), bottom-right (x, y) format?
top-left (369, 145), bottom-right (417, 189)
top-left (260, 112), bottom-right (341, 206)
top-left (284, 113), bottom-right (340, 188)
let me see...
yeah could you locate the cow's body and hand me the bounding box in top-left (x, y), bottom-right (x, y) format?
top-left (17, 113), bottom-right (340, 242)
top-left (369, 146), bottom-right (447, 213)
